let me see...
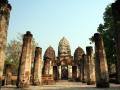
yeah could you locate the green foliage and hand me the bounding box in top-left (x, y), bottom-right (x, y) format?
top-left (5, 33), bottom-right (38, 75)
top-left (89, 4), bottom-right (116, 66)
top-left (0, 0), bottom-right (8, 6)
top-left (0, 0), bottom-right (8, 4)
top-left (5, 40), bottom-right (22, 75)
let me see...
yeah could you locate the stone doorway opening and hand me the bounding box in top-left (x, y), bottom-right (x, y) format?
top-left (72, 66), bottom-right (77, 80)
top-left (61, 65), bottom-right (68, 80)
top-left (53, 66), bottom-right (59, 80)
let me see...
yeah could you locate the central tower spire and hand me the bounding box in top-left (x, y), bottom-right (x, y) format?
top-left (58, 37), bottom-right (71, 56)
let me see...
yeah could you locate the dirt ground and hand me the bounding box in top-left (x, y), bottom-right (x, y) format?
top-left (1, 80), bottom-right (120, 90)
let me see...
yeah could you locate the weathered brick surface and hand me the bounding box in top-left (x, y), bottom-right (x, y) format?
top-left (74, 47), bottom-right (84, 81)
top-left (33, 47), bottom-right (42, 85)
top-left (94, 33), bottom-right (109, 88)
top-left (0, 1), bottom-right (11, 81)
top-left (16, 31), bottom-right (33, 88)
top-left (58, 37), bottom-right (73, 80)
top-left (82, 54), bottom-right (87, 83)
top-left (86, 46), bottom-right (95, 85)
top-left (42, 46), bottom-right (55, 84)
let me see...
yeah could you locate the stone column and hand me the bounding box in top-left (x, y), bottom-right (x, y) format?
top-left (112, 0), bottom-right (120, 83)
top-left (33, 47), bottom-right (42, 85)
top-left (82, 54), bottom-right (87, 83)
top-left (16, 31), bottom-right (33, 88)
top-left (4, 64), bottom-right (12, 86)
top-left (79, 60), bottom-right (83, 81)
top-left (86, 46), bottom-right (95, 85)
top-left (94, 33), bottom-right (109, 88)
top-left (0, 1), bottom-right (12, 82)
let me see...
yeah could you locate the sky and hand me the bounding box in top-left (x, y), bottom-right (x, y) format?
top-left (8, 0), bottom-right (114, 56)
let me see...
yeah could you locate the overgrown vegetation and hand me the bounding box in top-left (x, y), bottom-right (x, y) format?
top-left (5, 33), bottom-right (38, 75)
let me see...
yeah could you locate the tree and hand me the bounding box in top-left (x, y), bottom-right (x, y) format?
top-left (5, 33), bottom-right (38, 75)
top-left (0, 0), bottom-right (8, 4)
top-left (89, 4), bottom-right (116, 73)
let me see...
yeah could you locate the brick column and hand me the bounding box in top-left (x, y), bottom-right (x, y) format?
top-left (33, 47), bottom-right (42, 85)
top-left (86, 46), bottom-right (95, 85)
top-left (82, 54), bottom-right (87, 83)
top-left (94, 33), bottom-right (109, 88)
top-left (16, 31), bottom-right (33, 88)
top-left (0, 1), bottom-right (11, 82)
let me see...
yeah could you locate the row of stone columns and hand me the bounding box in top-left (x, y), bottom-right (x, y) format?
top-left (1, 31), bottom-right (110, 88)
top-left (16, 31), bottom-right (43, 88)
top-left (78, 47), bottom-right (95, 85)
top-left (78, 0), bottom-right (120, 87)
top-left (0, 1), bottom-right (43, 88)
top-left (78, 33), bottom-right (109, 88)
top-left (0, 0), bottom-right (120, 88)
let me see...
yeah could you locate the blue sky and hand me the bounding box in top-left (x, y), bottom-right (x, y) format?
top-left (8, 0), bottom-right (114, 55)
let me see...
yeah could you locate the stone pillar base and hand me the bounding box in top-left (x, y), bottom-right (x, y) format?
top-left (33, 81), bottom-right (40, 86)
top-left (82, 79), bottom-right (87, 83)
top-left (87, 81), bottom-right (95, 85)
top-left (17, 82), bottom-right (30, 88)
top-left (96, 81), bottom-right (109, 88)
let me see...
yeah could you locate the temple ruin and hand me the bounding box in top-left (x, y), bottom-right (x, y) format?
top-left (42, 37), bottom-right (85, 83)
top-left (74, 47), bottom-right (85, 81)
top-left (42, 46), bottom-right (55, 84)
top-left (0, 0), bottom-right (120, 89)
